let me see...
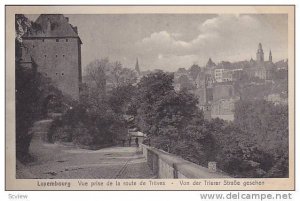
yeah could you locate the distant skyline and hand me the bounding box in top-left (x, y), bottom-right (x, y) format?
top-left (26, 14), bottom-right (288, 72)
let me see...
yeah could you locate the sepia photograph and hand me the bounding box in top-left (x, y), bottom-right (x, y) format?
top-left (5, 5), bottom-right (295, 190)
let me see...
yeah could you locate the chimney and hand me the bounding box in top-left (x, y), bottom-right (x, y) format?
top-left (208, 161), bottom-right (217, 172)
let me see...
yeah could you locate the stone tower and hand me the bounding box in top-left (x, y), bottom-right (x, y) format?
top-left (269, 50), bottom-right (272, 62)
top-left (21, 14), bottom-right (82, 100)
top-left (195, 73), bottom-right (213, 120)
top-left (256, 43), bottom-right (264, 62)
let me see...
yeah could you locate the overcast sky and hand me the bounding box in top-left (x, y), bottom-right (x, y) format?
top-left (27, 14), bottom-right (288, 72)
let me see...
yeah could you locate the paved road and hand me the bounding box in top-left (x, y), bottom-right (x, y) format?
top-left (18, 143), bottom-right (155, 179)
top-left (16, 120), bottom-right (155, 179)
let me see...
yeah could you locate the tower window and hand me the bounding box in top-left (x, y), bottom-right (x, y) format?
top-left (56, 39), bottom-right (59, 42)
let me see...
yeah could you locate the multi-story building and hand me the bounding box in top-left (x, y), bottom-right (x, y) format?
top-left (214, 68), bottom-right (233, 83)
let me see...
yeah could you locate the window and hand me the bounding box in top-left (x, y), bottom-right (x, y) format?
top-left (42, 39), bottom-right (45, 42)
top-left (44, 55), bottom-right (47, 58)
top-left (33, 45), bottom-right (35, 48)
top-left (62, 73), bottom-right (64, 76)
top-left (56, 73), bottom-right (58, 75)
top-left (66, 39), bottom-right (68, 42)
top-left (63, 55), bottom-right (65, 57)
top-left (56, 39), bottom-right (59, 42)
top-left (56, 55), bottom-right (58, 58)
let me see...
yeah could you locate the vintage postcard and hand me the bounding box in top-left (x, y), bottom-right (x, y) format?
top-left (5, 5), bottom-right (295, 190)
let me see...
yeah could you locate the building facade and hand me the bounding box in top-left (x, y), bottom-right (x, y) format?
top-left (21, 14), bottom-right (82, 100)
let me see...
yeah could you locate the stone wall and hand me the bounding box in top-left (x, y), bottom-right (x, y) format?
top-left (22, 37), bottom-right (81, 100)
top-left (141, 144), bottom-right (230, 179)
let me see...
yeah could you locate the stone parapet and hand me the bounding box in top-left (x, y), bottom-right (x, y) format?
top-left (141, 144), bottom-right (230, 179)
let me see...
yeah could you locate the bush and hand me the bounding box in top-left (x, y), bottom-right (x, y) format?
top-left (72, 123), bottom-right (93, 146)
top-left (48, 101), bottom-right (128, 147)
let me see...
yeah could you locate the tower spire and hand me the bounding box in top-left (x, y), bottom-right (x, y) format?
top-left (256, 42), bottom-right (264, 62)
top-left (269, 50), bottom-right (272, 62)
top-left (135, 58), bottom-right (140, 75)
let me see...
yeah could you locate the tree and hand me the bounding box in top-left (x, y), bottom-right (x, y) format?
top-left (132, 72), bottom-right (175, 136)
top-left (107, 61), bottom-right (137, 87)
top-left (85, 58), bottom-right (137, 94)
top-left (85, 58), bottom-right (108, 102)
top-left (15, 14), bottom-right (32, 43)
top-left (132, 72), bottom-right (211, 164)
top-left (15, 15), bottom-right (42, 161)
top-left (108, 84), bottom-right (136, 114)
top-left (189, 64), bottom-right (201, 80)
top-left (234, 100), bottom-right (289, 177)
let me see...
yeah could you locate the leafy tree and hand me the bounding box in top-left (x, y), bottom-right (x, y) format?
top-left (85, 58), bottom-right (137, 94)
top-left (108, 84), bottom-right (136, 114)
top-left (107, 61), bottom-right (137, 87)
top-left (50, 59), bottom-right (134, 146)
top-left (132, 72), bottom-right (215, 165)
top-left (133, 72), bottom-right (177, 136)
top-left (85, 58), bottom-right (108, 101)
top-left (15, 14), bottom-right (32, 43)
top-left (189, 64), bottom-right (201, 80)
top-left (15, 61), bottom-right (40, 160)
top-left (234, 100), bottom-right (289, 177)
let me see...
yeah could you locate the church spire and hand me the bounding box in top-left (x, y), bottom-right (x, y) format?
top-left (135, 58), bottom-right (140, 75)
top-left (269, 50), bottom-right (272, 62)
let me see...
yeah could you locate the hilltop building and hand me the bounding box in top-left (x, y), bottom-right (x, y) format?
top-left (20, 14), bottom-right (82, 100)
top-left (173, 42), bottom-right (283, 121)
top-left (245, 43), bottom-right (275, 80)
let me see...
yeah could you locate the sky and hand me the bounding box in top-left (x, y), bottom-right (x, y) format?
top-left (26, 14), bottom-right (288, 72)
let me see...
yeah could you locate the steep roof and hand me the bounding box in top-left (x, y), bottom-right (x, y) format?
top-left (23, 14), bottom-right (82, 43)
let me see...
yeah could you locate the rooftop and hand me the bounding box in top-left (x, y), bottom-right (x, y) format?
top-left (23, 14), bottom-right (82, 43)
